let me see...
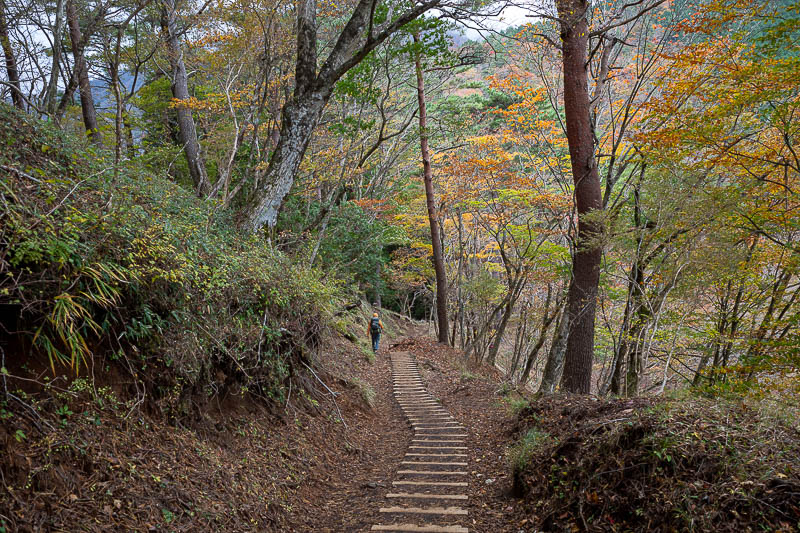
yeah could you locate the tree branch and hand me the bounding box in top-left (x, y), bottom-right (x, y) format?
top-left (589, 0), bottom-right (669, 37)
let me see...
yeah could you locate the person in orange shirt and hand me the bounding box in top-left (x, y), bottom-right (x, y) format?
top-left (367, 312), bottom-right (384, 353)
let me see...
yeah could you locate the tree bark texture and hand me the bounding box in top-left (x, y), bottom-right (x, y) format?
top-left (414, 31), bottom-right (449, 345)
top-left (558, 0), bottom-right (604, 394)
top-left (243, 92), bottom-right (330, 229)
top-left (161, 0), bottom-right (210, 196)
top-left (66, 0), bottom-right (102, 144)
top-left (0, 0), bottom-right (24, 110)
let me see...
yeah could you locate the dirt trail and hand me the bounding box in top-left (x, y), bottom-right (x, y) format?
top-left (369, 351), bottom-right (470, 532)
top-left (301, 336), bottom-right (519, 532)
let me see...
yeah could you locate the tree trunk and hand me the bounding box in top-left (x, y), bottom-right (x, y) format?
top-left (624, 316), bottom-right (648, 396)
top-left (539, 307), bottom-right (569, 394)
top-left (109, 45), bottom-right (123, 166)
top-left (508, 305), bottom-right (528, 379)
top-left (243, 91), bottom-right (330, 229)
top-left (0, 0), bottom-right (24, 110)
top-left (161, 0), bottom-right (210, 196)
top-left (66, 0), bottom-right (102, 144)
top-left (240, 0), bottom-right (443, 230)
top-left (615, 255), bottom-right (647, 395)
top-left (413, 31), bottom-right (449, 345)
top-left (519, 288), bottom-right (558, 386)
top-left (609, 330), bottom-right (628, 395)
top-left (558, 0), bottom-right (604, 394)
top-left (487, 293), bottom-right (516, 366)
top-left (45, 0), bottom-right (66, 115)
top-left (456, 211), bottom-right (466, 348)
top-left (609, 258), bottom-right (639, 395)
top-left (55, 65), bottom-right (78, 119)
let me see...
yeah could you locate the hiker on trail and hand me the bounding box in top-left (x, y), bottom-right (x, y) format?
top-left (368, 312), bottom-right (384, 353)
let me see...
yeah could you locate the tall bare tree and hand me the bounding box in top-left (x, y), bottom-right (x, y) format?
top-left (44, 0), bottom-right (66, 114)
top-left (413, 29), bottom-right (449, 344)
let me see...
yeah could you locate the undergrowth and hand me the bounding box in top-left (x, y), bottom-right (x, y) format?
top-left (509, 426), bottom-right (552, 472)
top-left (0, 103), bottom-right (340, 416)
top-left (511, 395), bottom-right (800, 532)
top-left (349, 376), bottom-right (376, 409)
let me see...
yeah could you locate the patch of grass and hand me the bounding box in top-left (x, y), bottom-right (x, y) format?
top-left (358, 340), bottom-right (375, 363)
top-left (0, 102), bottom-right (340, 412)
top-left (502, 392), bottom-right (530, 416)
top-left (459, 368), bottom-right (478, 381)
top-left (510, 427), bottom-right (551, 471)
top-left (496, 382), bottom-right (514, 396)
top-left (350, 377), bottom-right (376, 409)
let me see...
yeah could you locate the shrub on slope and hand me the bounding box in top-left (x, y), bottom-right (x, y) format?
top-left (0, 103), bottom-right (339, 415)
top-left (511, 396), bottom-right (799, 532)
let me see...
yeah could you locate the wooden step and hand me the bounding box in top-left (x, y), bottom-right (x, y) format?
top-left (370, 524), bottom-right (468, 532)
top-left (409, 446), bottom-right (468, 451)
top-left (405, 453), bottom-right (468, 458)
top-left (397, 470), bottom-right (468, 476)
top-left (379, 506), bottom-right (468, 516)
top-left (392, 481), bottom-right (468, 487)
top-left (412, 434), bottom-right (468, 439)
top-left (411, 439), bottom-right (464, 444)
top-left (397, 398), bottom-right (437, 402)
top-left (386, 493), bottom-right (468, 501)
top-left (400, 461), bottom-right (468, 467)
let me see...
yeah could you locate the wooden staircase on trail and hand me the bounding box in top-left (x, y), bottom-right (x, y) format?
top-left (369, 352), bottom-right (470, 533)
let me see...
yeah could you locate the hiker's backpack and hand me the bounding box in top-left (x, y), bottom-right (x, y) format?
top-left (370, 317), bottom-right (381, 334)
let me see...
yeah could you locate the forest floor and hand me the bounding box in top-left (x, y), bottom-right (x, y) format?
top-left (296, 334), bottom-right (523, 532)
top-left (294, 331), bottom-right (799, 533)
top-left (3, 321), bottom-right (797, 531)
top-left (2, 314), bottom-right (522, 532)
